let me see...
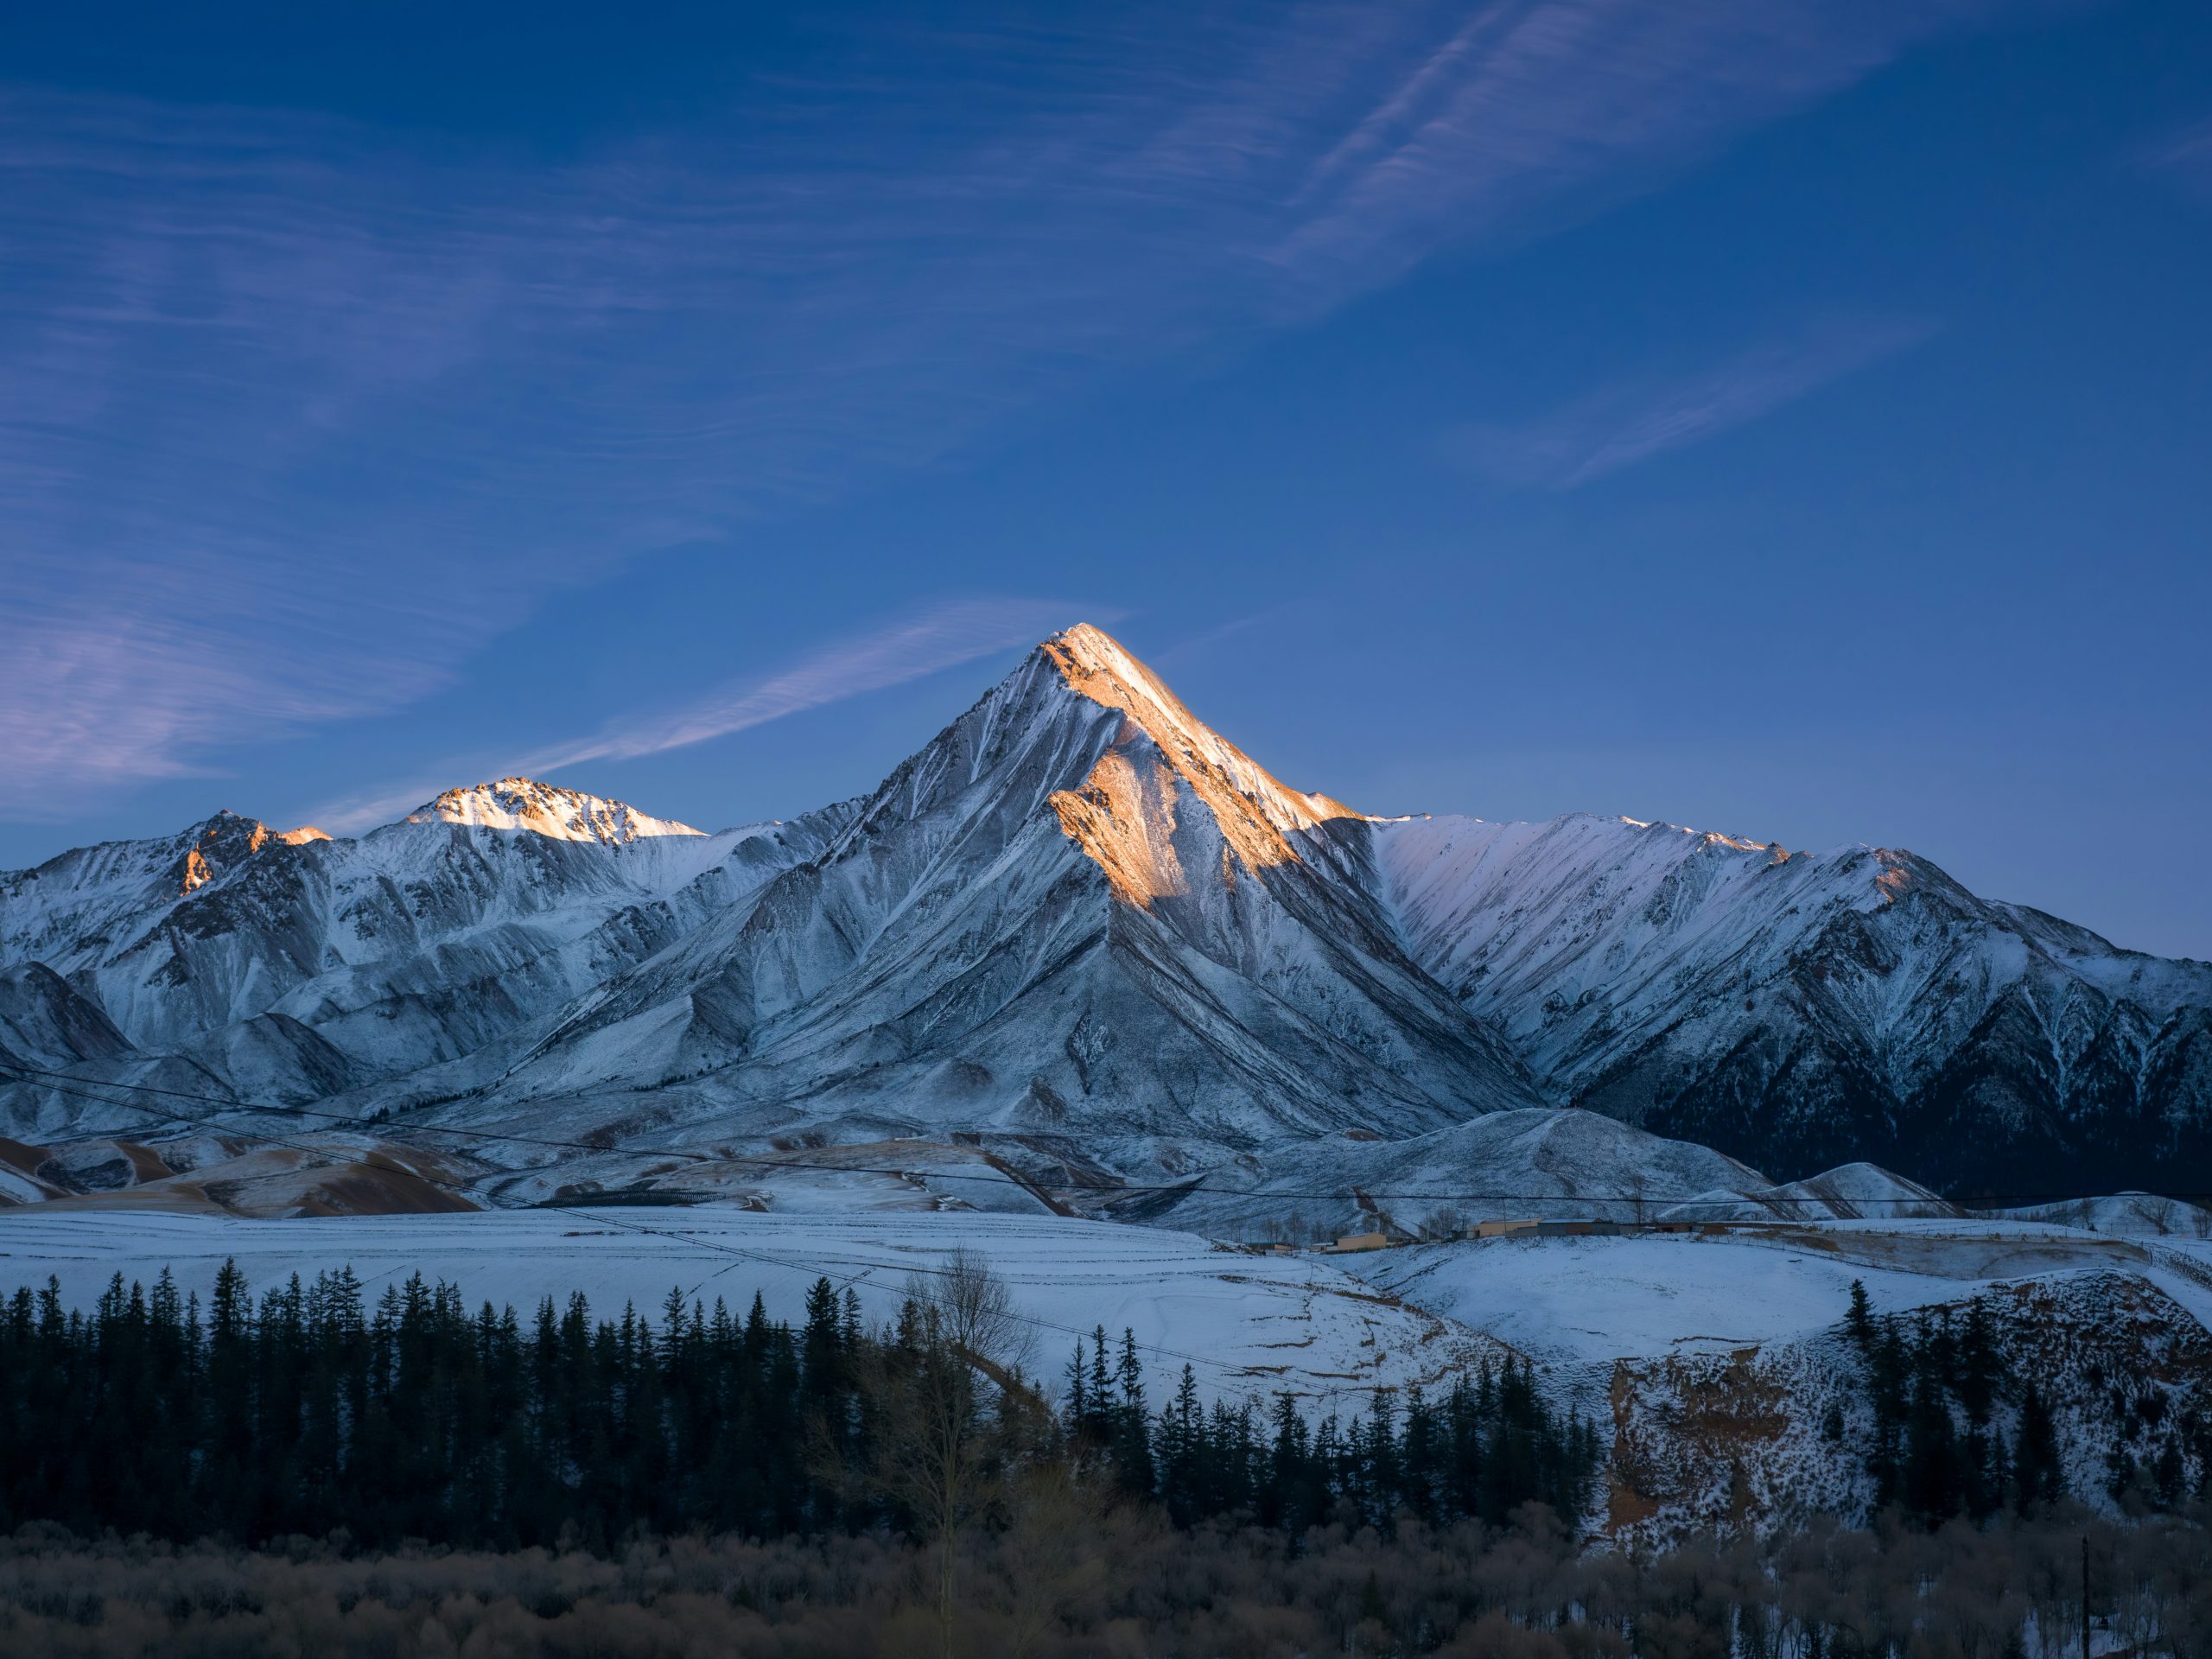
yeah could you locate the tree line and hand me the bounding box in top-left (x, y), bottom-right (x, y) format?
top-left (7, 1259), bottom-right (2212, 1655)
top-left (0, 1255), bottom-right (1595, 1560)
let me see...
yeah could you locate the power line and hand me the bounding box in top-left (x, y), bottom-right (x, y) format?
top-left (2, 1058), bottom-right (2179, 1207)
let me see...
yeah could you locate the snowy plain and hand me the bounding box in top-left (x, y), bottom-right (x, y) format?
top-left (0, 1206), bottom-right (1493, 1411)
top-left (8, 1204), bottom-right (2207, 1418)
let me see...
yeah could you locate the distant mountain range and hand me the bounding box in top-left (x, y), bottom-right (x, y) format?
top-left (4, 624), bottom-right (2207, 1199)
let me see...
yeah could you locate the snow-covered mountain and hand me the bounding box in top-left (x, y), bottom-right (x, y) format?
top-left (0, 780), bottom-right (849, 1131)
top-left (3, 626), bottom-right (2207, 1198)
top-left (1372, 811), bottom-right (2212, 1193)
top-left (411, 626), bottom-right (1545, 1166)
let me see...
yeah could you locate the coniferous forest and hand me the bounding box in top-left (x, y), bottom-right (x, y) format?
top-left (2, 1259), bottom-right (2211, 1656)
top-left (1836, 1279), bottom-right (2212, 1526)
top-left (0, 1257), bottom-right (1595, 1552)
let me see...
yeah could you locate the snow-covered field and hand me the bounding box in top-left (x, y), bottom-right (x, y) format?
top-left (1341, 1234), bottom-right (1939, 1366)
top-left (10, 1203), bottom-right (2208, 1543)
top-left (9, 1204), bottom-right (2208, 1411)
top-left (1347, 1224), bottom-right (2212, 1359)
top-left (0, 1207), bottom-right (1491, 1409)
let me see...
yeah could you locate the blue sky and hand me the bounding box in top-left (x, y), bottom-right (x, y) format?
top-left (4, 0), bottom-right (2209, 958)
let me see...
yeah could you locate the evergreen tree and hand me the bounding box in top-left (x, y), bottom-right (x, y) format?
top-left (2014, 1378), bottom-right (2063, 1512)
top-left (1845, 1278), bottom-right (1874, 1352)
top-left (0, 1262), bottom-right (1599, 1553)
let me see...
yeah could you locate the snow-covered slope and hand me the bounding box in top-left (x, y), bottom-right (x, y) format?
top-left (1657, 1163), bottom-right (1957, 1224)
top-left (442, 625), bottom-right (1541, 1166)
top-left (1372, 812), bottom-right (2212, 1192)
top-left (5, 625), bottom-right (2209, 1198)
top-left (1998, 1192), bottom-right (2212, 1238)
top-left (1126, 1108), bottom-right (1770, 1240)
top-left (1125, 1109), bottom-right (1966, 1240)
top-left (0, 784), bottom-right (849, 1135)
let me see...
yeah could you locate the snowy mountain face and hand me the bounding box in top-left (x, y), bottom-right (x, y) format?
top-left (1370, 812), bottom-right (2212, 1194)
top-left (0, 782), bottom-right (848, 1132)
top-left (3, 626), bottom-right (2207, 1199)
top-left (406, 777), bottom-right (702, 845)
top-left (445, 626), bottom-right (1543, 1166)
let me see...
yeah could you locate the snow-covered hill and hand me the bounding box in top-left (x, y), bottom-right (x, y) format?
top-left (1657, 1163), bottom-right (1956, 1224)
top-left (1999, 1192), bottom-right (2212, 1238)
top-left (4, 625), bottom-right (2208, 1197)
top-left (1120, 1109), bottom-right (1964, 1242)
top-left (1123, 1108), bottom-right (1766, 1239)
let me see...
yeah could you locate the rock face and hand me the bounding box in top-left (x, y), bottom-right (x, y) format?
top-left (3, 626), bottom-right (2208, 1196)
top-left (1600, 1268), bottom-right (2212, 1544)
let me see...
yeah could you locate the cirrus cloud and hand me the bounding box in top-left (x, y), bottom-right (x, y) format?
top-left (1448, 313), bottom-right (1940, 489)
top-left (303, 597), bottom-right (1116, 834)
top-left (1, 0), bottom-right (2049, 808)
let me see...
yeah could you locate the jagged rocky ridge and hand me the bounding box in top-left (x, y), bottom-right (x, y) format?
top-left (3, 626), bottom-right (2208, 1198)
top-left (1375, 812), bottom-right (2212, 1192)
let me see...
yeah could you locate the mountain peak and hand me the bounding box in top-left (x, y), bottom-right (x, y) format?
top-left (176, 810), bottom-right (276, 894)
top-left (405, 778), bottom-right (703, 846)
top-left (1034, 623), bottom-right (1365, 847)
top-left (1042, 621), bottom-right (1147, 681)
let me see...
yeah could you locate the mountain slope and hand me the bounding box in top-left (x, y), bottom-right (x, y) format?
top-left (3, 626), bottom-right (2208, 1198)
top-left (1371, 811), bottom-right (2212, 1192)
top-left (0, 782), bottom-right (846, 1132)
top-left (445, 626), bottom-right (1543, 1165)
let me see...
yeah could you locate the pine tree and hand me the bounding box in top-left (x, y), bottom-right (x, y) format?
top-left (1958, 1296), bottom-right (1998, 1427)
top-left (1846, 1279), bottom-right (1874, 1352)
top-left (2014, 1378), bottom-right (2063, 1511)
top-left (0, 1255), bottom-right (1608, 1552)
top-left (1112, 1328), bottom-right (1154, 1498)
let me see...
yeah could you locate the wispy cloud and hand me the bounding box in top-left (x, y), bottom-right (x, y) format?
top-left (2145, 117), bottom-right (2212, 191)
top-left (1450, 314), bottom-right (1938, 489)
top-left (304, 598), bottom-right (1106, 833)
top-left (524, 598), bottom-right (1109, 771)
top-left (1148, 608), bottom-right (1291, 671)
top-left (0, 1), bottom-right (2039, 804)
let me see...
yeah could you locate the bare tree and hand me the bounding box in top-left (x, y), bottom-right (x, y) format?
top-left (931, 1246), bottom-right (1035, 1381)
top-left (858, 1249), bottom-right (1039, 1659)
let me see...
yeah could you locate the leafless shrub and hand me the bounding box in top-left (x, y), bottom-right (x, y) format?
top-left (0, 1497), bottom-right (2207, 1659)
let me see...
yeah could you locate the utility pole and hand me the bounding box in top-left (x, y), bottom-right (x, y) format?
top-left (2082, 1535), bottom-right (2091, 1659)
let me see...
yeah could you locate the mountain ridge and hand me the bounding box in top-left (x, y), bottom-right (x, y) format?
top-left (3, 625), bottom-right (2207, 1196)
